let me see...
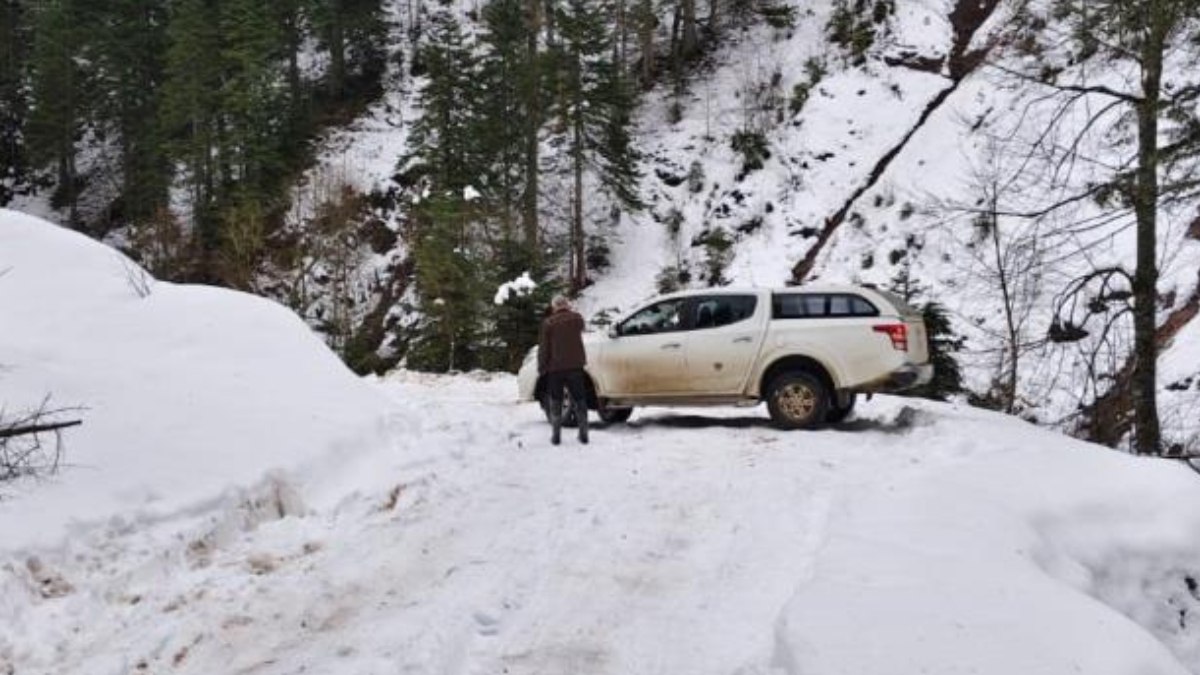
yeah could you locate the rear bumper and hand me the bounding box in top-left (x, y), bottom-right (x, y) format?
top-left (887, 363), bottom-right (934, 391)
top-left (855, 363), bottom-right (934, 393)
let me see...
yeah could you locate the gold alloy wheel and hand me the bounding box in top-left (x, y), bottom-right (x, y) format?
top-left (777, 382), bottom-right (818, 422)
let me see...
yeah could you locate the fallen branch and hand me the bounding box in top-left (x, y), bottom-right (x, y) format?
top-left (0, 419), bottom-right (82, 440)
top-left (1, 398), bottom-right (85, 483)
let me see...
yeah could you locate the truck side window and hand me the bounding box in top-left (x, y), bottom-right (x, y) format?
top-left (772, 294), bottom-right (826, 318)
top-left (829, 295), bottom-right (853, 316)
top-left (693, 295), bottom-right (757, 329)
top-left (829, 294), bottom-right (880, 316)
top-left (620, 299), bottom-right (686, 335)
top-left (773, 293), bottom-right (879, 318)
top-left (850, 295), bottom-right (880, 316)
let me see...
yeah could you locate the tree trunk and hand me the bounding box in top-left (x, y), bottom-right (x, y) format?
top-left (285, 6), bottom-right (302, 103)
top-left (681, 0), bottom-right (698, 60)
top-left (1131, 12), bottom-right (1165, 455)
top-left (60, 7), bottom-right (77, 225)
top-left (989, 195), bottom-right (1019, 414)
top-left (668, 3), bottom-right (681, 78)
top-left (543, 0), bottom-right (557, 48)
top-left (638, 0), bottom-right (654, 85)
top-left (329, 0), bottom-right (346, 99)
top-left (616, 0), bottom-right (627, 76)
top-left (568, 36), bottom-right (585, 292)
top-left (571, 103), bottom-right (585, 292)
top-left (522, 0), bottom-right (541, 254)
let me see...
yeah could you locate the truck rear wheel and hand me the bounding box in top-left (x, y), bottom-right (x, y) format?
top-left (766, 371), bottom-right (830, 430)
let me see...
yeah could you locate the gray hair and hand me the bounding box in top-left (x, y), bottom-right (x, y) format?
top-left (551, 294), bottom-right (571, 310)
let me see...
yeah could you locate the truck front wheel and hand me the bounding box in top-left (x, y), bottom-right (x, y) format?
top-left (766, 371), bottom-right (830, 430)
top-left (597, 402), bottom-right (633, 424)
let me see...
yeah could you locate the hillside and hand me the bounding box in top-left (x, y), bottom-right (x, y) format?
top-left (292, 0), bottom-right (1200, 449)
top-left (4, 211), bottom-right (1200, 674)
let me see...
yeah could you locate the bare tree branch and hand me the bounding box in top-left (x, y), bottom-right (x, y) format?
top-left (985, 61), bottom-right (1145, 104)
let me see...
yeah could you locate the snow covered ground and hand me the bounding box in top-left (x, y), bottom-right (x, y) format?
top-left (5, 212), bottom-right (1200, 675)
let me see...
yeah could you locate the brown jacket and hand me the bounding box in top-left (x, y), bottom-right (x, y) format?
top-left (538, 309), bottom-right (587, 374)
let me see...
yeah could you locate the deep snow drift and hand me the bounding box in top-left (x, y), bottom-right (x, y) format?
top-left (3, 211), bottom-right (1200, 674)
top-left (0, 209), bottom-right (391, 551)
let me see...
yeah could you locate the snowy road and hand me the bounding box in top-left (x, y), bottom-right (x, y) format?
top-left (370, 373), bottom-right (852, 675)
top-left (4, 371), bottom-right (1199, 675)
top-left (1, 373), bottom-right (953, 675)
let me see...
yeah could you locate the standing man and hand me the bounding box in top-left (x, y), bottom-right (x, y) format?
top-left (539, 295), bottom-right (589, 445)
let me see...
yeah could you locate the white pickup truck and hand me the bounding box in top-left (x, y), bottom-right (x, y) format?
top-left (517, 285), bottom-right (933, 429)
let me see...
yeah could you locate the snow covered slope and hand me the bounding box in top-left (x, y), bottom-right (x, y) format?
top-left (0, 209), bottom-right (392, 552)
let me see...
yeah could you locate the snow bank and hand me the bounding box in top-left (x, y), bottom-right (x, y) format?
top-left (776, 405), bottom-right (1200, 675)
top-left (0, 209), bottom-right (391, 552)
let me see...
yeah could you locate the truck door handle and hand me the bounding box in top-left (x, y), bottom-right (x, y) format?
top-left (733, 336), bottom-right (753, 344)
top-left (661, 342), bottom-right (682, 350)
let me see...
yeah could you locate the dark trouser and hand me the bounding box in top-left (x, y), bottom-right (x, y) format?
top-left (546, 368), bottom-right (588, 443)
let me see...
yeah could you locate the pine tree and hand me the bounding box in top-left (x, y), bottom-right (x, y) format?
top-left (402, 11), bottom-right (490, 371)
top-left (671, 0), bottom-right (699, 67)
top-left (406, 10), bottom-right (480, 194)
top-left (888, 264), bottom-right (965, 401)
top-left (95, 0), bottom-right (170, 223)
top-left (489, 240), bottom-right (560, 371)
top-left (521, 0), bottom-right (543, 252)
top-left (275, 0), bottom-right (312, 152)
top-left (309, 0), bottom-right (386, 102)
top-left (0, 0), bottom-right (29, 205)
top-left (26, 0), bottom-right (89, 219)
top-left (344, 0), bottom-right (387, 96)
top-left (311, 0), bottom-right (348, 99)
top-left (219, 0), bottom-right (288, 199)
top-left (633, 0), bottom-right (656, 85)
top-left (408, 193), bottom-right (487, 372)
top-left (911, 301), bottom-right (965, 401)
top-left (479, 0), bottom-right (536, 238)
top-left (557, 0), bottom-right (640, 290)
top-left (160, 0), bottom-right (223, 247)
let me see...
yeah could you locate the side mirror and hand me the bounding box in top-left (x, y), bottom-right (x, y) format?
top-left (608, 325), bottom-right (621, 339)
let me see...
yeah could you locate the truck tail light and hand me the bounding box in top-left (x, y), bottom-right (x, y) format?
top-left (873, 323), bottom-right (908, 351)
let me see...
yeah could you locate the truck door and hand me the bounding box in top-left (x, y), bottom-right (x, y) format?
top-left (680, 294), bottom-right (763, 395)
top-left (603, 297), bottom-right (691, 396)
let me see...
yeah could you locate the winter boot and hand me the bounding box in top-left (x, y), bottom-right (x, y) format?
top-left (577, 405), bottom-right (589, 444)
top-left (550, 398), bottom-right (563, 446)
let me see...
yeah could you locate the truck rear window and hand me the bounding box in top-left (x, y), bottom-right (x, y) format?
top-left (772, 293), bottom-right (879, 319)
